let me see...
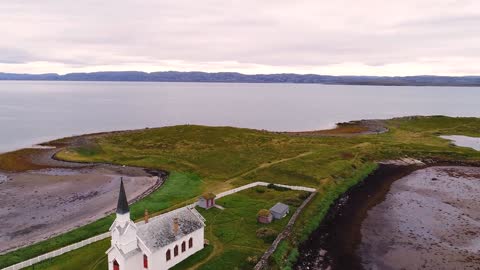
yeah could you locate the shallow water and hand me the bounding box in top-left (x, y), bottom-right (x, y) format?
top-left (441, 135), bottom-right (480, 151)
top-left (0, 173), bottom-right (7, 184)
top-left (1, 81), bottom-right (480, 153)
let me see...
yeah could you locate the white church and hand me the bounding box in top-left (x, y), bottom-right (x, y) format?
top-left (106, 180), bottom-right (206, 270)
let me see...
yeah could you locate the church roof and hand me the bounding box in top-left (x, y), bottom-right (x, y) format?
top-left (116, 178), bottom-right (130, 214)
top-left (137, 207), bottom-right (205, 251)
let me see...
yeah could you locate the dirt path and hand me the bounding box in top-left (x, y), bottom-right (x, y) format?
top-left (225, 151), bottom-right (314, 185)
top-left (188, 210), bottom-right (225, 270)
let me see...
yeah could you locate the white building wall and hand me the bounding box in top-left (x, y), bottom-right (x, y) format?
top-left (125, 252), bottom-right (143, 270)
top-left (111, 222), bottom-right (138, 254)
top-left (107, 245), bottom-right (143, 270)
top-left (107, 248), bottom-right (124, 270)
top-left (147, 228), bottom-right (204, 270)
top-left (198, 198), bottom-right (208, 209)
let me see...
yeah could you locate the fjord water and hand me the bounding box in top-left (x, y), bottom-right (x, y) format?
top-left (1, 80), bottom-right (480, 153)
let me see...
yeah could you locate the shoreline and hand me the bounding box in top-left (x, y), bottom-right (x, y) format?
top-left (294, 161), bottom-right (480, 269)
top-left (0, 135), bottom-right (168, 254)
top-left (0, 118), bottom-right (389, 159)
top-left (295, 163), bottom-right (420, 269)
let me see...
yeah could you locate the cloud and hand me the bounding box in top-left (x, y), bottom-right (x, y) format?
top-left (0, 48), bottom-right (33, 64)
top-left (0, 0), bottom-right (479, 75)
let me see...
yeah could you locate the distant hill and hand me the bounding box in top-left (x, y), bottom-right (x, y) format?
top-left (1, 71), bottom-right (480, 86)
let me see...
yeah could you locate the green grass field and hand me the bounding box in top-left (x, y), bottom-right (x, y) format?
top-left (4, 116), bottom-right (480, 269)
top-left (195, 187), bottom-right (307, 270)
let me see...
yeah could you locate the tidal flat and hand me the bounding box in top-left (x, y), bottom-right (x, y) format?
top-left (0, 167), bottom-right (157, 254)
top-left (296, 165), bottom-right (480, 270)
top-left (359, 166), bottom-right (480, 270)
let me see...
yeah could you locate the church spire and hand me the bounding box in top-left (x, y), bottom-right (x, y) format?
top-left (116, 177), bottom-right (130, 214)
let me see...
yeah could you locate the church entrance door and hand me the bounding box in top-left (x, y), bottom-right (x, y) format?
top-left (113, 260), bottom-right (120, 270)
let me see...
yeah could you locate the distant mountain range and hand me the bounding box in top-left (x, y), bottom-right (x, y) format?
top-left (1, 71), bottom-right (480, 86)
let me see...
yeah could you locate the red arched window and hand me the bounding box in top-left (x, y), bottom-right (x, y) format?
top-left (174, 245), bottom-right (179, 256)
top-left (143, 254), bottom-right (148, 268)
top-left (113, 260), bottom-right (120, 270)
top-left (166, 249), bottom-right (171, 261)
top-left (181, 241), bottom-right (186, 252)
top-left (189, 237), bottom-right (193, 248)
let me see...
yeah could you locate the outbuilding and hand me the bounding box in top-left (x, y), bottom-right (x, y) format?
top-left (257, 209), bottom-right (273, 224)
top-left (270, 202), bottom-right (289, 220)
top-left (198, 193), bottom-right (216, 209)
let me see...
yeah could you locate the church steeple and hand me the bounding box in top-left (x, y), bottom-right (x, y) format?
top-left (116, 178), bottom-right (130, 215)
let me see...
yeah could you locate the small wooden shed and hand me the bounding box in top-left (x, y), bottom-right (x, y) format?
top-left (198, 192), bottom-right (216, 209)
top-left (257, 209), bottom-right (273, 224)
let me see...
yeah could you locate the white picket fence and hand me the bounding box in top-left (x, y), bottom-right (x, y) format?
top-left (2, 232), bottom-right (110, 270)
top-left (3, 182), bottom-right (316, 270)
top-left (216, 181), bottom-right (316, 198)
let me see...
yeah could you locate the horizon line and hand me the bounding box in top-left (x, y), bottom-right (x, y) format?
top-left (1, 70), bottom-right (480, 78)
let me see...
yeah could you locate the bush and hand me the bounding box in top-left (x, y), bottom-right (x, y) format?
top-left (283, 197), bottom-right (302, 207)
top-left (255, 186), bottom-right (266, 193)
top-left (298, 192), bottom-right (310, 200)
top-left (246, 256), bottom-right (258, 264)
top-left (267, 183), bottom-right (289, 191)
top-left (256, 227), bottom-right (278, 243)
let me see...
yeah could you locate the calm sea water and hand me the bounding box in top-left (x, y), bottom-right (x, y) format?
top-left (1, 80), bottom-right (480, 153)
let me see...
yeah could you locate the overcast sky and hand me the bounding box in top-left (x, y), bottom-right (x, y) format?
top-left (1, 0), bottom-right (479, 76)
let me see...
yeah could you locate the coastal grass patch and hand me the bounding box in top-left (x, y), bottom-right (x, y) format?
top-left (170, 245), bottom-right (214, 270)
top-left (198, 249), bottom-right (257, 270)
top-left (22, 238), bottom-right (109, 270)
top-left (388, 116), bottom-right (480, 137)
top-left (56, 125), bottom-right (320, 181)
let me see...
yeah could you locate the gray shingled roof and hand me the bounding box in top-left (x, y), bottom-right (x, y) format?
top-left (270, 202), bottom-right (289, 214)
top-left (137, 207), bottom-right (204, 251)
top-left (116, 178), bottom-right (129, 214)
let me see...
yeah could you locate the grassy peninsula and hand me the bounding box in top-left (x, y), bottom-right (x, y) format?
top-left (3, 116), bottom-right (480, 270)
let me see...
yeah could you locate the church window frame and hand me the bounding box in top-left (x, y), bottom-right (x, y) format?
top-left (143, 254), bottom-right (148, 268)
top-left (166, 249), bottom-right (171, 261)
